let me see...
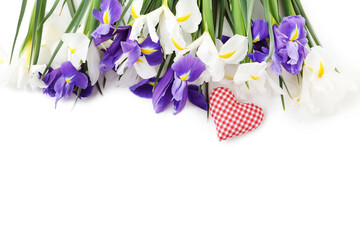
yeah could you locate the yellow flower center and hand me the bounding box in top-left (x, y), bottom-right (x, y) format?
top-left (172, 37), bottom-right (185, 51)
top-left (136, 58), bottom-right (144, 63)
top-left (180, 72), bottom-right (190, 81)
top-left (141, 48), bottom-right (157, 54)
top-left (66, 76), bottom-right (74, 83)
top-left (250, 75), bottom-right (259, 80)
top-left (290, 26), bottom-right (299, 41)
top-left (69, 48), bottom-right (76, 54)
top-left (177, 13), bottom-right (192, 22)
top-left (131, 4), bottom-right (139, 19)
top-left (103, 9), bottom-right (110, 24)
top-left (253, 35), bottom-right (260, 43)
top-left (318, 61), bottom-right (324, 78)
top-left (219, 50), bottom-right (236, 59)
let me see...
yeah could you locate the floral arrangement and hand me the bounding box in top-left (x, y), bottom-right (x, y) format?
top-left (0, 0), bottom-right (357, 140)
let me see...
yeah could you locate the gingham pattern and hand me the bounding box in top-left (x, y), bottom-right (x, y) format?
top-left (210, 87), bottom-right (264, 141)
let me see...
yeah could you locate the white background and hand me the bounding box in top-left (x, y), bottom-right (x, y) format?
top-left (1, 0), bottom-right (360, 239)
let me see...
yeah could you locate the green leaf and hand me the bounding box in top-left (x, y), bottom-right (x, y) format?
top-left (37, 0), bottom-right (61, 30)
top-left (28, 0), bottom-right (44, 68)
top-left (263, 0), bottom-right (275, 62)
top-left (229, 0), bottom-right (246, 36)
top-left (32, 0), bottom-right (47, 65)
top-left (202, 0), bottom-right (215, 41)
top-left (217, 0), bottom-right (225, 39)
top-left (268, 0), bottom-right (280, 23)
top-left (10, 0), bottom-right (28, 63)
top-left (86, 0), bottom-right (102, 38)
top-left (281, 0), bottom-right (296, 16)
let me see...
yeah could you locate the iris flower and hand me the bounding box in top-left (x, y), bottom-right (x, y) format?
top-left (129, 0), bottom-right (201, 55)
top-left (100, 26), bottom-right (131, 72)
top-left (152, 53), bottom-right (207, 114)
top-left (234, 62), bottom-right (285, 94)
top-left (115, 36), bottom-right (163, 81)
top-left (272, 15), bottom-right (308, 75)
top-left (248, 19), bottom-right (270, 63)
top-left (62, 33), bottom-right (91, 69)
top-left (180, 32), bottom-right (248, 82)
top-left (92, 0), bottom-right (123, 46)
top-left (296, 46), bottom-right (357, 113)
top-left (53, 61), bottom-right (89, 106)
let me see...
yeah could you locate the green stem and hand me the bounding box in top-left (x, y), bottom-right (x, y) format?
top-left (66, 0), bottom-right (77, 17)
top-left (263, 0), bottom-right (275, 62)
top-left (10, 0), bottom-right (28, 64)
top-left (291, 0), bottom-right (321, 46)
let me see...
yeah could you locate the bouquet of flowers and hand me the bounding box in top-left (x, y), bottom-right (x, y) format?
top-left (0, 0), bottom-right (357, 140)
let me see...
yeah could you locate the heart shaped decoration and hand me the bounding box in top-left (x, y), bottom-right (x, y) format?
top-left (210, 87), bottom-right (265, 141)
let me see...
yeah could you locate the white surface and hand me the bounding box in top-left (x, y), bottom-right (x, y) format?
top-left (0, 0), bottom-right (360, 239)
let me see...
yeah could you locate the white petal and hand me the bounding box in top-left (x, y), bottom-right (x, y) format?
top-left (129, 17), bottom-right (145, 41)
top-left (62, 33), bottom-right (90, 65)
top-left (117, 67), bottom-right (139, 87)
top-left (218, 34), bottom-right (248, 64)
top-left (87, 41), bottom-right (101, 86)
top-left (175, 0), bottom-right (202, 33)
top-left (234, 62), bottom-right (267, 85)
top-left (115, 53), bottom-right (129, 75)
top-left (133, 56), bottom-right (157, 79)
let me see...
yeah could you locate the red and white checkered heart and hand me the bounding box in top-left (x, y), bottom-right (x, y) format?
top-left (210, 87), bottom-right (264, 141)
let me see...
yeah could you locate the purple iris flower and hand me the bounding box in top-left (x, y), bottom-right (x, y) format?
top-left (139, 37), bottom-right (163, 66)
top-left (248, 19), bottom-right (270, 63)
top-left (130, 78), bottom-right (156, 99)
top-left (43, 67), bottom-right (62, 97)
top-left (92, 0), bottom-right (122, 46)
top-left (120, 36), bottom-right (163, 69)
top-left (73, 80), bottom-right (94, 98)
top-left (101, 25), bottom-right (131, 72)
top-left (152, 54), bottom-right (207, 114)
top-left (54, 61), bottom-right (88, 106)
top-left (271, 15), bottom-right (308, 75)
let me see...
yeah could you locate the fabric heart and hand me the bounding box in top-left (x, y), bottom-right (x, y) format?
top-left (210, 87), bottom-right (264, 141)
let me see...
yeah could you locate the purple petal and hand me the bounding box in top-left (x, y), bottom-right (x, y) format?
top-left (99, 0), bottom-right (122, 25)
top-left (130, 78), bottom-right (155, 99)
top-left (171, 54), bottom-right (206, 83)
top-left (92, 9), bottom-right (104, 23)
top-left (91, 24), bottom-right (111, 40)
top-left (75, 79), bottom-right (94, 98)
top-left (139, 36), bottom-right (163, 66)
top-left (121, 40), bottom-right (141, 66)
top-left (252, 19), bottom-right (269, 42)
top-left (171, 78), bottom-right (187, 101)
top-left (101, 26), bottom-right (131, 72)
top-left (221, 35), bottom-right (230, 44)
top-left (187, 84), bottom-right (208, 111)
top-left (152, 69), bottom-right (174, 113)
top-left (64, 82), bottom-right (74, 98)
top-left (173, 84), bottom-right (188, 115)
top-left (248, 46), bottom-right (269, 63)
top-left (43, 67), bottom-right (62, 97)
top-left (72, 72), bottom-right (89, 89)
top-left (279, 15), bottom-right (306, 41)
top-left (60, 61), bottom-right (78, 79)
